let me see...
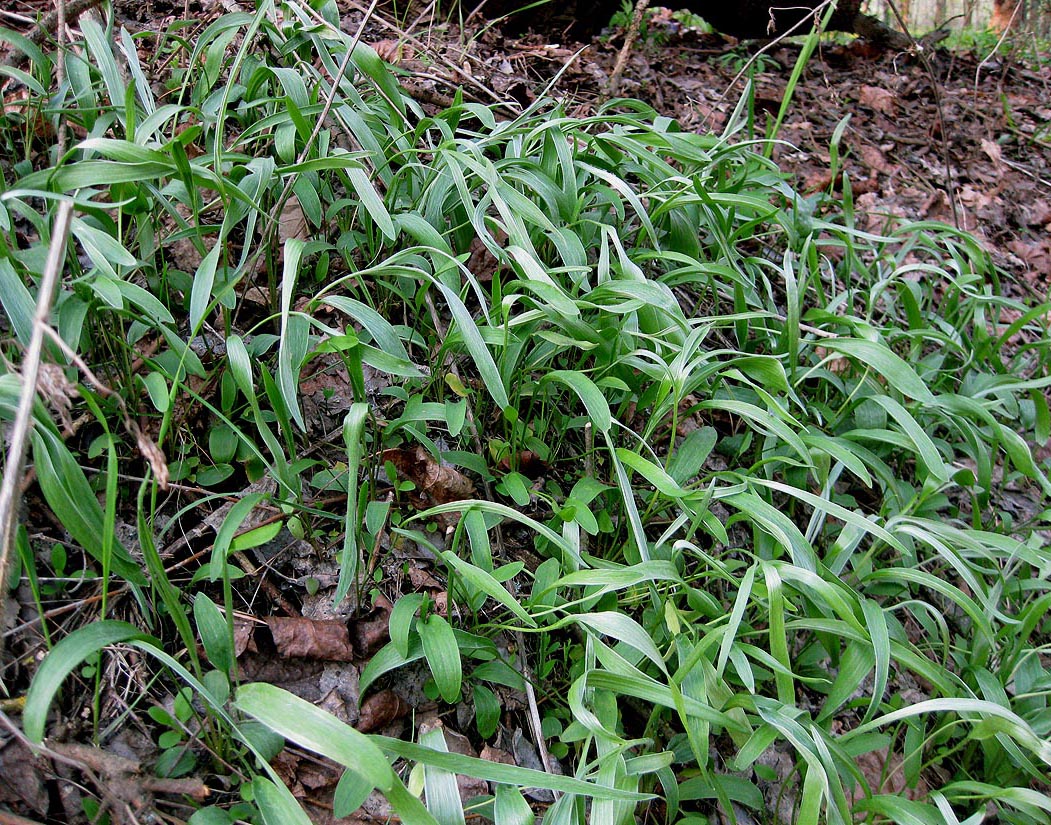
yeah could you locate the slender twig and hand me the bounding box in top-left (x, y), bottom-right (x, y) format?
top-left (709, 0), bottom-right (838, 119)
top-left (883, 0), bottom-right (961, 229)
top-left (974, 1), bottom-right (1022, 104)
top-left (54, 0), bottom-right (68, 161)
top-left (0, 200), bottom-right (73, 643)
top-left (605, 0), bottom-right (651, 100)
top-left (40, 325), bottom-right (169, 489)
top-left (514, 630), bottom-right (559, 787)
top-left (0, 0), bottom-right (103, 68)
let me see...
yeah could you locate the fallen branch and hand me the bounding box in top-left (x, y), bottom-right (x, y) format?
top-left (0, 0), bottom-right (104, 67)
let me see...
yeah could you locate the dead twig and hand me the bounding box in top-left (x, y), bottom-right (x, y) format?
top-left (605, 0), bottom-right (651, 100)
top-left (882, 0), bottom-right (961, 230)
top-left (0, 200), bottom-right (73, 646)
top-left (54, 0), bottom-right (68, 161)
top-left (514, 630), bottom-right (559, 787)
top-left (0, 0), bottom-right (103, 68)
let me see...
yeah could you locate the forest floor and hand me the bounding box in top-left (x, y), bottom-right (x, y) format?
top-left (11, 0), bottom-right (1047, 284)
top-left (377, 9), bottom-right (1051, 293)
top-left (165, 0), bottom-right (1051, 295)
top-left (2, 1), bottom-right (1051, 822)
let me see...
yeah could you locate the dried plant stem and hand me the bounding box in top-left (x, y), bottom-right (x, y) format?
top-left (54, 0), bottom-right (68, 160)
top-left (515, 630), bottom-right (559, 786)
top-left (0, 0), bottom-right (103, 67)
top-left (0, 200), bottom-right (73, 642)
top-left (606, 0), bottom-right (651, 100)
top-left (882, 0), bottom-right (961, 229)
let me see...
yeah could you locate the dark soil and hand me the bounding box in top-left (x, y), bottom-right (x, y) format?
top-left (2, 2), bottom-right (1050, 822)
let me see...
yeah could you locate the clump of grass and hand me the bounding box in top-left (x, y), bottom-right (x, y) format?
top-left (1, 3), bottom-right (1050, 825)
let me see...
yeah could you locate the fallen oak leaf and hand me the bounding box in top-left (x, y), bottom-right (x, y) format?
top-left (264, 616), bottom-right (355, 661)
top-left (381, 444), bottom-right (476, 507)
top-left (357, 689), bottom-right (410, 733)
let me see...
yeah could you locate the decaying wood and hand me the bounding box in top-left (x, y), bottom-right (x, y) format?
top-left (990, 0), bottom-right (1020, 32)
top-left (690, 0), bottom-right (912, 48)
top-left (689, 0), bottom-right (863, 39)
top-left (484, 0), bottom-right (913, 49)
top-left (0, 0), bottom-right (104, 67)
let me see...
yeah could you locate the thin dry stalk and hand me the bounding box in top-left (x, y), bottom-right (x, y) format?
top-left (0, 200), bottom-right (74, 642)
top-left (0, 0), bottom-right (103, 67)
top-left (54, 0), bottom-right (68, 160)
top-left (515, 629), bottom-right (560, 787)
top-left (606, 0), bottom-right (651, 100)
top-left (882, 0), bottom-right (961, 229)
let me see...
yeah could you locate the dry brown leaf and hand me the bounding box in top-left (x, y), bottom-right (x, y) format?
top-left (266, 616), bottom-right (355, 661)
top-left (859, 144), bottom-right (895, 175)
top-left (351, 594), bottom-right (393, 656)
top-left (814, 345), bottom-right (851, 374)
top-left (858, 85), bottom-right (895, 116)
top-left (135, 429), bottom-right (170, 491)
top-left (407, 567), bottom-right (443, 591)
top-left (1008, 239), bottom-right (1051, 277)
top-left (848, 747), bottom-right (928, 802)
top-left (373, 39), bottom-right (406, 63)
top-left (479, 744), bottom-right (515, 764)
top-left (381, 444), bottom-right (476, 507)
top-left (279, 195), bottom-right (309, 246)
top-left (36, 362), bottom-right (78, 432)
top-left (496, 450), bottom-right (548, 479)
top-left (980, 137), bottom-right (1004, 169)
top-left (465, 229), bottom-right (508, 282)
top-left (1026, 199), bottom-right (1051, 226)
top-left (0, 740), bottom-right (48, 815)
top-left (358, 689), bottom-right (410, 732)
top-left (234, 617), bottom-right (258, 657)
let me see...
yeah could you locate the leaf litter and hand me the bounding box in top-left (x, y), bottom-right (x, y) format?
top-left (1, 0), bottom-right (1050, 822)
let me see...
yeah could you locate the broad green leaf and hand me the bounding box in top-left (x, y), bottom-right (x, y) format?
top-left (855, 795), bottom-right (943, 825)
top-left (277, 239), bottom-right (307, 430)
top-left (819, 338), bottom-right (934, 402)
top-left (495, 786), bottom-right (534, 825)
top-left (544, 370), bottom-right (611, 433)
top-left (209, 492), bottom-right (269, 581)
top-left (441, 551), bottom-right (536, 627)
top-left (0, 259), bottom-right (35, 344)
top-left (254, 777), bottom-right (313, 825)
top-left (420, 727), bottom-right (466, 825)
top-left (141, 371), bottom-right (170, 413)
top-left (390, 593), bottom-right (425, 658)
top-left (31, 429), bottom-right (146, 585)
top-left (373, 735), bottom-right (652, 800)
top-left (434, 281), bottom-right (509, 409)
top-left (194, 594), bottom-right (233, 674)
top-left (334, 403), bottom-right (370, 604)
top-left (616, 448), bottom-right (690, 498)
top-left (189, 244), bottom-right (221, 332)
top-left (334, 769), bottom-right (373, 818)
top-left (850, 698), bottom-right (1051, 767)
top-left (359, 635), bottom-right (425, 697)
top-left (472, 683), bottom-right (500, 739)
top-left (419, 614), bottom-right (462, 703)
top-left (25, 621), bottom-right (153, 741)
top-left (573, 612), bottom-right (668, 676)
top-left (236, 683), bottom-right (394, 789)
top-left (346, 166), bottom-right (395, 240)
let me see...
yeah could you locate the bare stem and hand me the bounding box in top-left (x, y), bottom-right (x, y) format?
top-left (0, 200), bottom-right (74, 643)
